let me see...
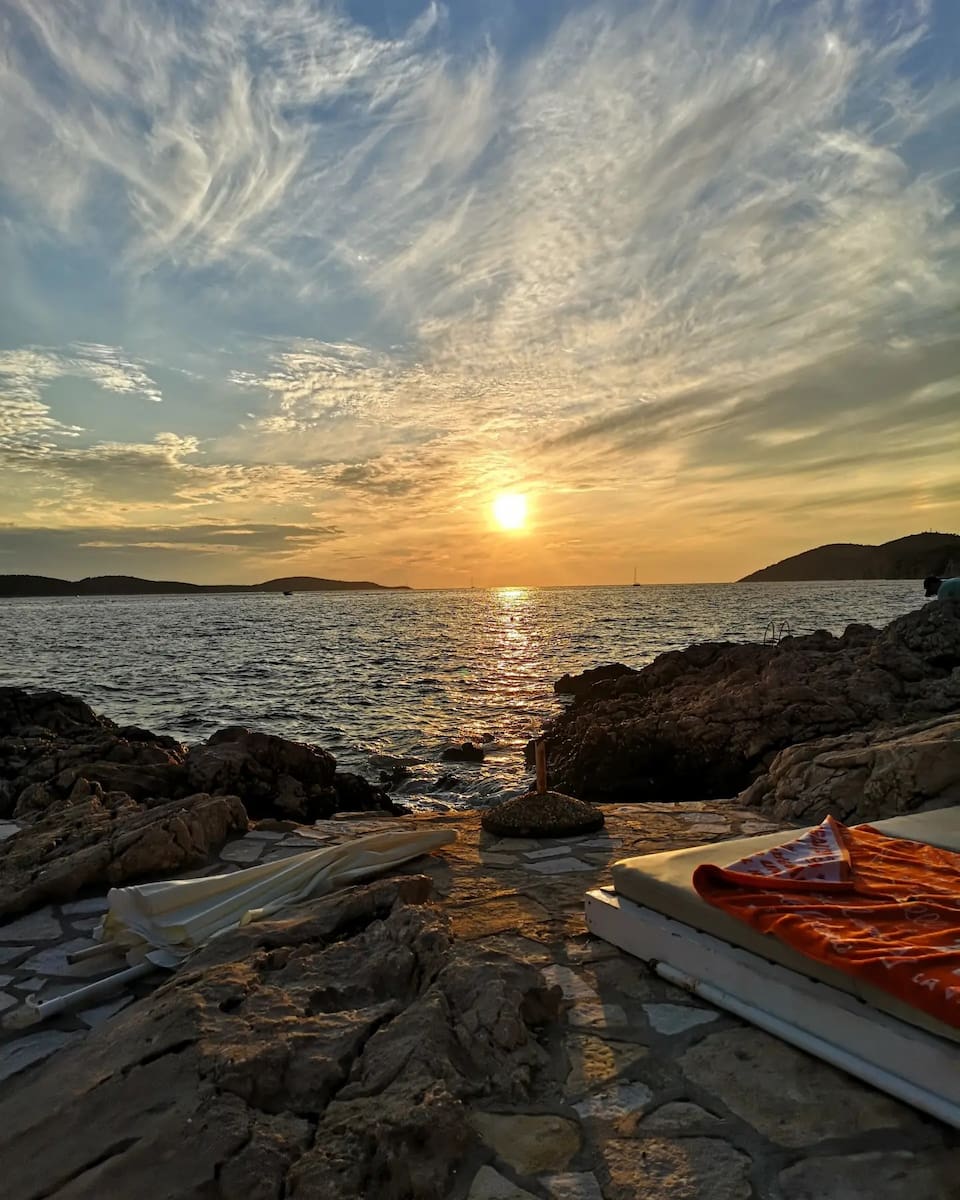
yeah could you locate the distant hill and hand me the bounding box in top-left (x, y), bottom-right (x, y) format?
top-left (0, 574), bottom-right (410, 597)
top-left (740, 532), bottom-right (960, 582)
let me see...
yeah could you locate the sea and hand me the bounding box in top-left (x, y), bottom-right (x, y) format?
top-left (0, 581), bottom-right (921, 810)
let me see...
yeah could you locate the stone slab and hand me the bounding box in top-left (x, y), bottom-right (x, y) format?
top-left (636, 1102), bottom-right (723, 1135)
top-left (20, 938), bottom-right (114, 979)
top-left (447, 894), bottom-right (549, 940)
top-left (219, 839), bottom-right (266, 864)
top-left (574, 1081), bottom-right (653, 1122)
top-left (539, 1174), bottom-right (603, 1200)
top-left (527, 857), bottom-right (595, 875)
top-left (79, 994), bottom-right (135, 1028)
top-left (0, 908), bottom-right (63, 943)
top-left (540, 964), bottom-right (599, 1003)
top-left (600, 1137), bottom-right (752, 1200)
top-left (470, 1112), bottom-right (580, 1174)
top-left (466, 1166), bottom-right (538, 1200)
top-left (778, 1149), bottom-right (960, 1200)
top-left (568, 1001), bottom-right (628, 1030)
top-left (565, 1035), bottom-right (648, 1097)
top-left (60, 897), bottom-right (110, 916)
top-left (643, 1003), bottom-right (718, 1036)
top-left (680, 1028), bottom-right (923, 1148)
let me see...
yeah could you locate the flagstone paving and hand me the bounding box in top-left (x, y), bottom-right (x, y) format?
top-left (0, 798), bottom-right (957, 1198)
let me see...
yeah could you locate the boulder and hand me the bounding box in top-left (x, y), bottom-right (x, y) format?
top-left (0, 687), bottom-right (188, 818)
top-left (186, 727), bottom-right (393, 821)
top-left (0, 876), bottom-right (560, 1200)
top-left (554, 663), bottom-right (637, 697)
top-left (740, 714), bottom-right (960, 825)
top-left (441, 741), bottom-right (485, 763)
top-left (0, 788), bottom-right (247, 919)
top-left (540, 601), bottom-right (960, 808)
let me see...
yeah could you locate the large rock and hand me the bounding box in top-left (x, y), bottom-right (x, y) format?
top-left (540, 601), bottom-right (960, 808)
top-left (741, 714), bottom-right (960, 824)
top-left (0, 786), bottom-right (247, 918)
top-left (186, 726), bottom-right (393, 821)
top-left (0, 687), bottom-right (187, 817)
top-left (0, 875), bottom-right (560, 1200)
top-left (554, 663), bottom-right (637, 698)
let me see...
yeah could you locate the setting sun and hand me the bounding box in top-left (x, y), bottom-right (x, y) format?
top-left (492, 493), bottom-right (527, 530)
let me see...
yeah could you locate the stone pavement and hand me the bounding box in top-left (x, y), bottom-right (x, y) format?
top-left (1, 799), bottom-right (957, 1198)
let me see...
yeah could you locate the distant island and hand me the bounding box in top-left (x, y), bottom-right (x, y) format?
top-left (0, 574), bottom-right (410, 598)
top-left (740, 532), bottom-right (960, 582)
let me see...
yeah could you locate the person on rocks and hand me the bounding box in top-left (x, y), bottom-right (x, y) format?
top-left (923, 575), bottom-right (960, 600)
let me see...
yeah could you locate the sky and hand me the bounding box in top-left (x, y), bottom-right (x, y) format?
top-left (0, 0), bottom-right (958, 588)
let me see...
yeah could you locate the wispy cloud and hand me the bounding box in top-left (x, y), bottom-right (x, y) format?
top-left (0, 0), bottom-right (958, 582)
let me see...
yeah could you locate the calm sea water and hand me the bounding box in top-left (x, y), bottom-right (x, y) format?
top-left (0, 582), bottom-right (920, 809)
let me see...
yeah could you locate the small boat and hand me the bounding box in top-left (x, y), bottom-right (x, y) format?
top-left (283, 590), bottom-right (293, 596)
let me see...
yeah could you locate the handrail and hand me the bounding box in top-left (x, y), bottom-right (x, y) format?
top-left (762, 618), bottom-right (794, 645)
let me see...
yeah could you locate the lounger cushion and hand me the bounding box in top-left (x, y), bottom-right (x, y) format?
top-left (611, 806), bottom-right (960, 1043)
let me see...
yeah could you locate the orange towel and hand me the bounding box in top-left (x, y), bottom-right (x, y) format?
top-left (693, 816), bottom-right (960, 1029)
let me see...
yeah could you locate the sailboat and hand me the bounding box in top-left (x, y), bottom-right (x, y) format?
top-left (632, 567), bottom-right (640, 587)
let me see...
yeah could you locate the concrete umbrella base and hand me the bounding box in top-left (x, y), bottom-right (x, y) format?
top-left (480, 790), bottom-right (605, 838)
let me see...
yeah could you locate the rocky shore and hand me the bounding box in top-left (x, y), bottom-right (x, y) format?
top-left (0, 687), bottom-right (398, 918)
top-left (0, 598), bottom-right (958, 1198)
top-left (538, 598), bottom-right (960, 825)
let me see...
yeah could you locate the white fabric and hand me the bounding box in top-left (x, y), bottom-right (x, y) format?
top-left (96, 828), bottom-right (456, 968)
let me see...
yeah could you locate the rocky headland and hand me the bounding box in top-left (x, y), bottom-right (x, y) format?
top-left (538, 598), bottom-right (960, 826)
top-left (739, 530), bottom-right (960, 581)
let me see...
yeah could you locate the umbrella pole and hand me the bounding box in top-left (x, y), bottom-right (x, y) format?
top-left (3, 963), bottom-right (155, 1030)
top-left (67, 942), bottom-right (121, 964)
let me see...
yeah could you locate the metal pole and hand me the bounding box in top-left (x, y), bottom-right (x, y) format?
top-left (535, 739), bottom-right (547, 795)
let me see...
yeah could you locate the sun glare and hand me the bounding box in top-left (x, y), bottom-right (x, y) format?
top-left (492, 493), bottom-right (527, 530)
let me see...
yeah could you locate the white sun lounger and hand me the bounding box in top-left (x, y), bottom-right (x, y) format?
top-left (585, 808), bottom-right (960, 1128)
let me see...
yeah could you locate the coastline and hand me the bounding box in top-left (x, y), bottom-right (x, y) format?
top-left (0, 598), bottom-right (958, 1196)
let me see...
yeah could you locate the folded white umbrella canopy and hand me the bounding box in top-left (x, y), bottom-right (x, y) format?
top-left (9, 827), bottom-right (456, 1028)
top-left (98, 827), bottom-right (457, 968)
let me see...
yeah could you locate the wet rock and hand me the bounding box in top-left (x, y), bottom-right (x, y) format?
top-left (540, 602), bottom-right (960, 813)
top-left (441, 741), bottom-right (485, 763)
top-left (0, 790), bottom-right (247, 918)
top-left (741, 713), bottom-right (960, 824)
top-left (554, 663), bottom-right (637, 698)
top-left (186, 727), bottom-right (392, 822)
top-left (0, 687), bottom-right (189, 818)
top-left (331, 769), bottom-right (396, 815)
top-left (0, 875), bottom-right (560, 1200)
